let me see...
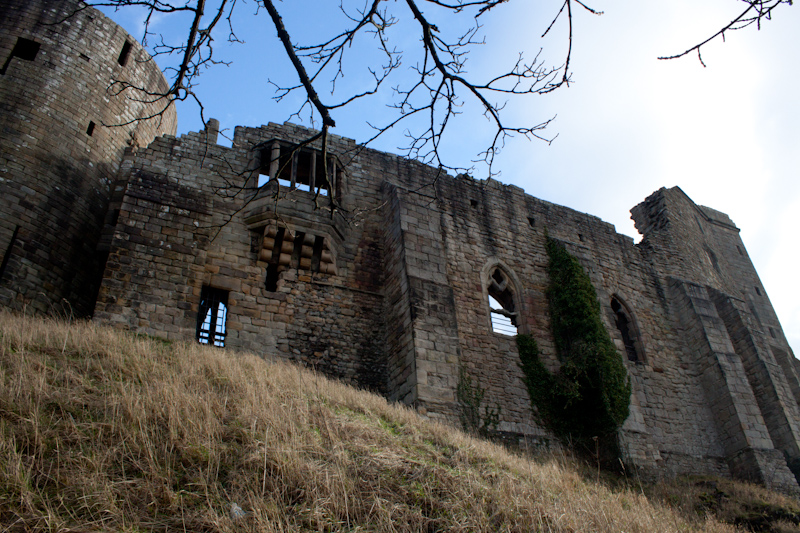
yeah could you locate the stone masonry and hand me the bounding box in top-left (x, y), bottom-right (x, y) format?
top-left (89, 118), bottom-right (800, 494)
top-left (3, 0), bottom-right (800, 495)
top-left (0, 0), bottom-right (176, 315)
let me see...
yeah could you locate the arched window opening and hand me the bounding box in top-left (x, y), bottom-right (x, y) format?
top-left (611, 296), bottom-right (642, 363)
top-left (488, 267), bottom-right (518, 336)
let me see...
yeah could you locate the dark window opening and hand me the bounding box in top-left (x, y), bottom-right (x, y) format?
top-left (755, 286), bottom-right (762, 296)
top-left (265, 263), bottom-right (280, 292)
top-left (1, 37), bottom-right (41, 75)
top-left (260, 143), bottom-right (331, 196)
top-left (470, 199), bottom-right (478, 207)
top-left (311, 235), bottom-right (324, 272)
top-left (86, 121), bottom-right (95, 136)
top-left (611, 296), bottom-right (642, 363)
top-left (271, 227), bottom-right (286, 262)
top-left (737, 245), bottom-right (743, 256)
top-left (0, 225), bottom-right (20, 282)
top-left (117, 41), bottom-right (132, 66)
top-left (291, 231), bottom-right (305, 266)
top-left (769, 327), bottom-right (777, 339)
top-left (491, 269), bottom-right (504, 286)
top-left (528, 217), bottom-right (535, 227)
top-left (196, 286), bottom-right (228, 347)
top-left (488, 267), bottom-right (517, 336)
top-left (295, 152), bottom-right (312, 192)
top-left (578, 233), bottom-right (584, 242)
top-left (110, 209), bottom-right (120, 227)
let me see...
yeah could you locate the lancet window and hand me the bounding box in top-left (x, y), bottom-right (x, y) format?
top-left (611, 296), bottom-right (643, 363)
top-left (487, 267), bottom-right (518, 336)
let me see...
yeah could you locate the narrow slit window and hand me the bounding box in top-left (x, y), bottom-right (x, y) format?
top-left (196, 286), bottom-right (229, 347)
top-left (310, 235), bottom-right (324, 272)
top-left (86, 121), bottom-right (95, 136)
top-left (117, 41), bottom-right (132, 66)
top-left (265, 263), bottom-right (279, 292)
top-left (291, 231), bottom-right (305, 266)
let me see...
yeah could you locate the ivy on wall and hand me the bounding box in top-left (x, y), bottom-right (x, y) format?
top-left (518, 236), bottom-right (631, 458)
top-left (456, 367), bottom-right (500, 437)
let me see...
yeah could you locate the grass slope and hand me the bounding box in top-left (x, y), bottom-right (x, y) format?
top-left (0, 312), bottom-right (775, 532)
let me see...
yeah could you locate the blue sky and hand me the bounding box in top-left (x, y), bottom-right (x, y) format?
top-left (99, 0), bottom-right (800, 352)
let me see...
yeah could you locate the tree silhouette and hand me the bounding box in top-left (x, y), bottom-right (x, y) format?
top-left (86, 0), bottom-right (791, 177)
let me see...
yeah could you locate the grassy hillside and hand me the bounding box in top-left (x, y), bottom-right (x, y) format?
top-left (0, 312), bottom-right (793, 531)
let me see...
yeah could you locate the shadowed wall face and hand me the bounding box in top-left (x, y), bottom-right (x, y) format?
top-left (0, 0), bottom-right (176, 315)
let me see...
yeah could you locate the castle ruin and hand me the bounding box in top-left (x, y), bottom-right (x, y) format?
top-left (3, 0), bottom-right (800, 494)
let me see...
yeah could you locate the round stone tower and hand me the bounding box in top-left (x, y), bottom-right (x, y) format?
top-left (0, 0), bottom-right (177, 315)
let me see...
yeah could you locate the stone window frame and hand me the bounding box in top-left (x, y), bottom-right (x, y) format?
top-left (481, 260), bottom-right (524, 337)
top-left (196, 285), bottom-right (229, 347)
top-left (610, 294), bottom-right (645, 364)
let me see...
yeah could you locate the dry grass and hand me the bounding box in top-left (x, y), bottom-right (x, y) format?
top-left (0, 311), bottom-right (741, 532)
top-left (645, 476), bottom-right (800, 532)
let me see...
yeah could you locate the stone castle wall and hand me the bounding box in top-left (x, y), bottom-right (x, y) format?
top-left (0, 0), bottom-right (176, 315)
top-left (3, 0), bottom-right (800, 496)
top-left (91, 118), bottom-right (800, 493)
top-left (94, 123), bottom-right (397, 391)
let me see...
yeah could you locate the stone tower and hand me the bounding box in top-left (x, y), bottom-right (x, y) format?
top-left (0, 0), bottom-right (177, 315)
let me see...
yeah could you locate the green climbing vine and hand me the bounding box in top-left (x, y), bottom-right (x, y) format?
top-left (518, 236), bottom-right (631, 458)
top-left (456, 367), bottom-right (500, 438)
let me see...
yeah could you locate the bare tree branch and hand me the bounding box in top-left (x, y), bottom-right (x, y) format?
top-left (86, 0), bottom-right (791, 198)
top-left (262, 0), bottom-right (336, 128)
top-left (659, 0), bottom-right (791, 66)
